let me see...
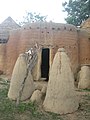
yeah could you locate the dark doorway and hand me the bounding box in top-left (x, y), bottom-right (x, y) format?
top-left (41, 48), bottom-right (49, 80)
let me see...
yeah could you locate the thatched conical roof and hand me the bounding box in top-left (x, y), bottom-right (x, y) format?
top-left (0, 16), bottom-right (20, 42)
top-left (0, 16), bottom-right (20, 29)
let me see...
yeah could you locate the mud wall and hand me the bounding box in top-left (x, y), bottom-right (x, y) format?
top-left (6, 29), bottom-right (21, 76)
top-left (78, 29), bottom-right (90, 66)
top-left (6, 22), bottom-right (79, 76)
top-left (0, 44), bottom-right (6, 73)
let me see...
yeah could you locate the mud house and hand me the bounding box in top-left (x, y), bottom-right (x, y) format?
top-left (0, 17), bottom-right (20, 74)
top-left (0, 17), bottom-right (90, 79)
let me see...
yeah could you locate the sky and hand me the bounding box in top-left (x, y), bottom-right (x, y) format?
top-left (0, 0), bottom-right (69, 24)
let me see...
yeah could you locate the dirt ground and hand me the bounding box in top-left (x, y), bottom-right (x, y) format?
top-left (62, 90), bottom-right (90, 120)
top-left (0, 75), bottom-right (90, 120)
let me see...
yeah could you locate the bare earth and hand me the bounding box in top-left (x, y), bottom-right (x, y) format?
top-left (61, 90), bottom-right (90, 120)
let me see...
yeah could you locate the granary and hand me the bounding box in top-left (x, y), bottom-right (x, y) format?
top-left (0, 17), bottom-right (90, 80)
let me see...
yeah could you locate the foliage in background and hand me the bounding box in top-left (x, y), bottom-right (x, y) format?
top-left (62, 0), bottom-right (90, 26)
top-left (19, 12), bottom-right (47, 26)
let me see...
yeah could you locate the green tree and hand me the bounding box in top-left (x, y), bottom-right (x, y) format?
top-left (19, 12), bottom-right (47, 26)
top-left (62, 0), bottom-right (90, 26)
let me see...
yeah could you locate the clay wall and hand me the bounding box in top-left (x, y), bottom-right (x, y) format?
top-left (6, 29), bottom-right (21, 76)
top-left (78, 29), bottom-right (90, 66)
top-left (6, 22), bottom-right (79, 76)
top-left (0, 44), bottom-right (6, 73)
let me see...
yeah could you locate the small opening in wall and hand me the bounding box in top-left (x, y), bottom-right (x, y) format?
top-left (64, 27), bottom-right (66, 30)
top-left (56, 45), bottom-right (58, 47)
top-left (42, 31), bottom-right (44, 33)
top-left (57, 28), bottom-right (60, 30)
top-left (29, 27), bottom-right (31, 29)
top-left (70, 28), bottom-right (72, 31)
top-left (88, 38), bottom-right (90, 40)
top-left (47, 32), bottom-right (49, 34)
top-left (52, 28), bottom-right (55, 30)
top-left (37, 27), bottom-right (39, 29)
top-left (0, 39), bottom-right (7, 44)
top-left (0, 70), bottom-right (3, 75)
top-left (45, 27), bottom-right (47, 29)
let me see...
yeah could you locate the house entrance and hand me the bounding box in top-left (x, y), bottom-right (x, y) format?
top-left (41, 48), bottom-right (49, 80)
